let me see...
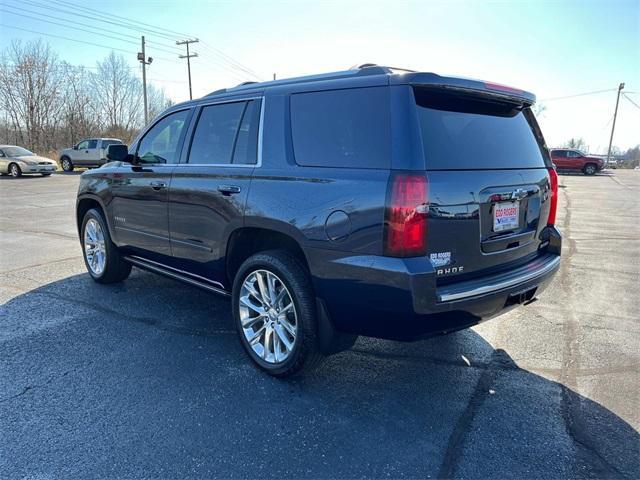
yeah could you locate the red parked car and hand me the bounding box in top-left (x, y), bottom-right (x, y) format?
top-left (549, 149), bottom-right (604, 175)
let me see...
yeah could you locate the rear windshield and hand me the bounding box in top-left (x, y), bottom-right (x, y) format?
top-left (414, 88), bottom-right (547, 170)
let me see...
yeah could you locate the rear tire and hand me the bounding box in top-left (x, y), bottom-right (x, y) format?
top-left (81, 208), bottom-right (131, 284)
top-left (232, 250), bottom-right (324, 377)
top-left (9, 163), bottom-right (21, 178)
top-left (61, 157), bottom-right (74, 172)
top-left (583, 163), bottom-right (597, 175)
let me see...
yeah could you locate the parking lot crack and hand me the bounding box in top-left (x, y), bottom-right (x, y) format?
top-left (29, 289), bottom-right (235, 338)
top-left (557, 185), bottom-right (627, 479)
top-left (436, 349), bottom-right (511, 479)
top-left (0, 370), bottom-right (71, 403)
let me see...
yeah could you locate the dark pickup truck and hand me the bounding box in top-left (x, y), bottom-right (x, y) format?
top-left (76, 64), bottom-right (561, 376)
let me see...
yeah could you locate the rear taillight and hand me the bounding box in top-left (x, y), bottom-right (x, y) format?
top-left (547, 168), bottom-right (558, 226)
top-left (384, 172), bottom-right (428, 257)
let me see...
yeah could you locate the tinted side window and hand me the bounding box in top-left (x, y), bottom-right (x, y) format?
top-left (232, 99), bottom-right (261, 165)
top-left (87, 140), bottom-right (98, 149)
top-left (137, 110), bottom-right (190, 164)
top-left (290, 87), bottom-right (390, 169)
top-left (188, 101), bottom-right (246, 165)
top-left (77, 140), bottom-right (89, 149)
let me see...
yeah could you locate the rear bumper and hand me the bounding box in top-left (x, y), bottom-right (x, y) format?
top-left (307, 228), bottom-right (561, 340)
top-left (436, 254), bottom-right (560, 302)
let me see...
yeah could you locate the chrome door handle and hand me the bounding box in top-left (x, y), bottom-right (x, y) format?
top-left (218, 185), bottom-right (241, 195)
top-left (150, 181), bottom-right (167, 190)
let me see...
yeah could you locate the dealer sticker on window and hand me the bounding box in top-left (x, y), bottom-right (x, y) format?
top-left (493, 201), bottom-right (519, 232)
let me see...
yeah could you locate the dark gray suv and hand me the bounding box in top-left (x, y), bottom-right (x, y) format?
top-left (76, 65), bottom-right (561, 376)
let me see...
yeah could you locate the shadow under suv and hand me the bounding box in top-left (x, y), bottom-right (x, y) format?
top-left (76, 65), bottom-right (562, 376)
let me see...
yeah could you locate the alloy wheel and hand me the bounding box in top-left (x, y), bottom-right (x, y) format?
top-left (239, 269), bottom-right (298, 364)
top-left (10, 164), bottom-right (20, 177)
top-left (84, 218), bottom-right (106, 276)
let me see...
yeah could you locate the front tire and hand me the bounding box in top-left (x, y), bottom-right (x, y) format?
top-left (61, 157), bottom-right (74, 172)
top-left (9, 163), bottom-right (21, 178)
top-left (232, 250), bottom-right (324, 377)
top-left (583, 163), bottom-right (597, 175)
top-left (81, 208), bottom-right (131, 283)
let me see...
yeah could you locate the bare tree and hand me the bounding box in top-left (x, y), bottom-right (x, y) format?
top-left (563, 137), bottom-right (587, 152)
top-left (0, 41), bottom-right (175, 154)
top-left (59, 63), bottom-right (100, 146)
top-left (532, 102), bottom-right (547, 117)
top-left (0, 39), bottom-right (64, 152)
top-left (147, 84), bottom-right (174, 122)
top-left (92, 51), bottom-right (142, 134)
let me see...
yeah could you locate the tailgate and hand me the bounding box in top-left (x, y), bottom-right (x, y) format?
top-left (427, 168), bottom-right (553, 282)
top-left (412, 85), bottom-right (554, 282)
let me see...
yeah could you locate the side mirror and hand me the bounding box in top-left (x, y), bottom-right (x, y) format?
top-left (73, 144), bottom-right (78, 150)
top-left (107, 144), bottom-right (130, 162)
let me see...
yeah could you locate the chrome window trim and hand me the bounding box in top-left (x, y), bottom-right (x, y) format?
top-left (176, 96), bottom-right (264, 169)
top-left (132, 107), bottom-right (194, 167)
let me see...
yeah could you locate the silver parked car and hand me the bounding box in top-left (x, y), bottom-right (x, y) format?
top-left (59, 138), bottom-right (123, 171)
top-left (0, 145), bottom-right (58, 178)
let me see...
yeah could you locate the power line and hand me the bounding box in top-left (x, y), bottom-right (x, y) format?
top-left (20, 0), bottom-right (262, 81)
top-left (0, 4), bottom-right (183, 55)
top-left (50, 0), bottom-right (193, 40)
top-left (200, 41), bottom-right (262, 80)
top-left (0, 7), bottom-right (179, 57)
top-left (0, 23), bottom-right (139, 56)
top-left (3, 0), bottom-right (261, 87)
top-left (148, 77), bottom-right (187, 84)
top-left (622, 93), bottom-right (640, 110)
top-left (540, 88), bottom-right (617, 102)
top-left (22, 0), bottom-right (181, 43)
top-left (600, 114), bottom-right (615, 130)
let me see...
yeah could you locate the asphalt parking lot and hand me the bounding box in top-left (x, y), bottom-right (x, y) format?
top-left (1, 170), bottom-right (639, 479)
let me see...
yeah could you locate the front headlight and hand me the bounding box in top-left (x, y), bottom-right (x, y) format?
top-left (24, 160), bottom-right (37, 166)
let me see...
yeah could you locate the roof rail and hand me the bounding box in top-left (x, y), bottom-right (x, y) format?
top-left (351, 63), bottom-right (417, 73)
top-left (207, 88), bottom-right (227, 96)
top-left (205, 64), bottom-right (400, 97)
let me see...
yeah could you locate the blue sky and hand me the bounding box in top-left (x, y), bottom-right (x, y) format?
top-left (1, 0), bottom-right (639, 151)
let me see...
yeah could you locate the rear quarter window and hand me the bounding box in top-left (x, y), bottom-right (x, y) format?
top-left (290, 87), bottom-right (390, 169)
top-left (101, 140), bottom-right (122, 148)
top-left (414, 88), bottom-right (548, 170)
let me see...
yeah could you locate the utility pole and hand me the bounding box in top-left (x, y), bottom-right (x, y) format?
top-left (606, 82), bottom-right (625, 167)
top-left (137, 36), bottom-right (153, 123)
top-left (176, 38), bottom-right (199, 100)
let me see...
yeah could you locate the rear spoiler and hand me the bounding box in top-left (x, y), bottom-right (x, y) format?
top-left (390, 72), bottom-right (536, 107)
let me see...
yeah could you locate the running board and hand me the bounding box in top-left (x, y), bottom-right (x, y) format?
top-left (124, 255), bottom-right (231, 297)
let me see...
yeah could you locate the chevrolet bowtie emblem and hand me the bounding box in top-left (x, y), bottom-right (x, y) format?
top-left (510, 188), bottom-right (528, 200)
